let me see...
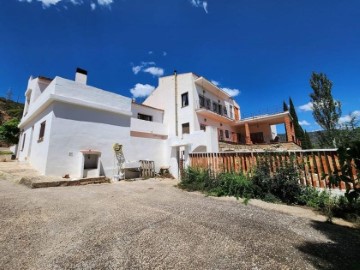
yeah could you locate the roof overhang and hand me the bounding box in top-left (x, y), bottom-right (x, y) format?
top-left (194, 77), bottom-right (232, 100)
top-left (232, 111), bottom-right (291, 126)
top-left (196, 108), bottom-right (234, 124)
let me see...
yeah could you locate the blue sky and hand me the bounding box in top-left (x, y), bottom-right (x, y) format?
top-left (0, 0), bottom-right (359, 131)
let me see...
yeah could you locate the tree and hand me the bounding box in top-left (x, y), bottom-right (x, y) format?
top-left (283, 101), bottom-right (288, 112)
top-left (0, 118), bottom-right (20, 145)
top-left (288, 98), bottom-right (305, 148)
top-left (303, 130), bottom-right (313, 149)
top-left (310, 72), bottom-right (341, 148)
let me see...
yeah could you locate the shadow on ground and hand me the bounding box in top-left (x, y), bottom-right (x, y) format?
top-left (297, 220), bottom-right (360, 269)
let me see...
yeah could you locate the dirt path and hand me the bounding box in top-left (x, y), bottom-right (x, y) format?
top-left (1, 178), bottom-right (359, 269)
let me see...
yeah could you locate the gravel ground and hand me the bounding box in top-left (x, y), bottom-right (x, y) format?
top-left (0, 178), bottom-right (359, 270)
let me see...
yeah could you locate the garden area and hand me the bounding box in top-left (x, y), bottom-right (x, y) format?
top-left (179, 147), bottom-right (360, 225)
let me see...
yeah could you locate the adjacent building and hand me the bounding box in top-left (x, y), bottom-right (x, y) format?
top-left (17, 69), bottom-right (300, 179)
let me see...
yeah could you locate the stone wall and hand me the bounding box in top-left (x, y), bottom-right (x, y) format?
top-left (219, 142), bottom-right (302, 152)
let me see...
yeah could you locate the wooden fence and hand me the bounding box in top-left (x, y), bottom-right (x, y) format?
top-left (189, 150), bottom-right (358, 190)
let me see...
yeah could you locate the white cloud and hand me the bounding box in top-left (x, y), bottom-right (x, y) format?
top-left (202, 1), bottom-right (208, 13)
top-left (143, 67), bottom-right (164, 77)
top-left (211, 80), bottom-right (220, 86)
top-left (97, 0), bottom-right (113, 6)
top-left (18, 0), bottom-right (114, 9)
top-left (338, 110), bottom-right (360, 124)
top-left (222, 87), bottom-right (240, 97)
top-left (211, 79), bottom-right (240, 97)
top-left (132, 62), bottom-right (164, 77)
top-left (299, 120), bottom-right (310, 126)
top-left (190, 0), bottom-right (208, 13)
top-left (299, 102), bottom-right (313, 112)
top-left (130, 83), bottom-right (155, 98)
top-left (132, 65), bottom-right (142, 75)
top-left (38, 0), bottom-right (62, 7)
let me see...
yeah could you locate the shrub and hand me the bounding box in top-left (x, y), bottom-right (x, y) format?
top-left (216, 173), bottom-right (253, 199)
top-left (180, 167), bottom-right (253, 199)
top-left (271, 165), bottom-right (302, 204)
top-left (179, 167), bottom-right (211, 191)
top-left (251, 160), bottom-right (302, 204)
top-left (251, 163), bottom-right (272, 198)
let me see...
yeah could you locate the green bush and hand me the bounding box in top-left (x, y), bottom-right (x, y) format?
top-left (271, 165), bottom-right (302, 204)
top-left (216, 173), bottom-right (253, 199)
top-left (180, 168), bottom-right (252, 199)
top-left (251, 161), bottom-right (302, 204)
top-left (178, 167), bottom-right (211, 191)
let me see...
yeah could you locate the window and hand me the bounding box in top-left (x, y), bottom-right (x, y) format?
top-left (224, 106), bottom-right (228, 117)
top-left (200, 124), bottom-right (206, 131)
top-left (138, 113), bottom-right (153, 122)
top-left (212, 102), bottom-right (218, 113)
top-left (21, 133), bottom-right (26, 151)
top-left (229, 105), bottom-right (233, 119)
top-left (219, 129), bottom-right (224, 141)
top-left (181, 92), bottom-right (189, 107)
top-left (206, 98), bottom-right (211, 109)
top-left (199, 95), bottom-right (205, 108)
top-left (225, 130), bottom-right (229, 139)
top-left (218, 104), bottom-right (222, 115)
top-left (38, 121), bottom-right (46, 142)
top-left (182, 123), bottom-right (190, 134)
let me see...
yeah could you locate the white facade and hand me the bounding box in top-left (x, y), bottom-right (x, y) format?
top-left (17, 71), bottom-right (168, 179)
top-left (20, 70), bottom-right (284, 180)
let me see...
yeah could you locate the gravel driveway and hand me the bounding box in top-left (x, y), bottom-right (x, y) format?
top-left (0, 178), bottom-right (359, 269)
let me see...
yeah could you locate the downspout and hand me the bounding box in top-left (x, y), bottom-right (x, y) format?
top-left (174, 70), bottom-right (178, 137)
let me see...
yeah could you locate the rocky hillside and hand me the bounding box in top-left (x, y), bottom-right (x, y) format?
top-left (0, 97), bottom-right (24, 124)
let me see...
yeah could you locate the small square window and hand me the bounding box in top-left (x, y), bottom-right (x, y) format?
top-left (200, 124), bottom-right (206, 131)
top-left (182, 123), bottom-right (190, 134)
top-left (181, 93), bottom-right (189, 107)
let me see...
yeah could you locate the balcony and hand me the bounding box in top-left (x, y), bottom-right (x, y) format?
top-left (195, 99), bottom-right (234, 124)
top-left (130, 118), bottom-right (168, 138)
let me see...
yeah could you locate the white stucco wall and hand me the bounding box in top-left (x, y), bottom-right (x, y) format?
top-left (45, 102), bottom-right (131, 178)
top-left (17, 105), bottom-right (54, 174)
top-left (131, 103), bottom-right (164, 123)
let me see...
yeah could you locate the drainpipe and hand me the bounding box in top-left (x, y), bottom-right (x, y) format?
top-left (174, 70), bottom-right (178, 137)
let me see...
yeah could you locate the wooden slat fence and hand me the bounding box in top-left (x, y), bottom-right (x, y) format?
top-left (189, 150), bottom-right (358, 190)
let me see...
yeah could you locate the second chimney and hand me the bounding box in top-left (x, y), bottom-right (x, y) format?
top-left (75, 68), bottom-right (87, 85)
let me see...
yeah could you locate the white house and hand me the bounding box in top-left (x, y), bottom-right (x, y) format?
top-left (17, 69), bottom-right (299, 180)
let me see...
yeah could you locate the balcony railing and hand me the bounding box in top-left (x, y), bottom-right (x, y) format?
top-left (195, 99), bottom-right (234, 121)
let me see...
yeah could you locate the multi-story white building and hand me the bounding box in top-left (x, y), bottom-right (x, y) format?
top-left (17, 69), bottom-right (299, 180)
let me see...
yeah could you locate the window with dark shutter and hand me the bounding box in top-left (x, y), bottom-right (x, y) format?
top-left (38, 121), bottom-right (46, 142)
top-left (181, 93), bottom-right (189, 107)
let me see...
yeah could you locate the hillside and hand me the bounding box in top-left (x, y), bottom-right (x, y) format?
top-left (0, 97), bottom-right (24, 124)
top-left (279, 128), bottom-right (360, 149)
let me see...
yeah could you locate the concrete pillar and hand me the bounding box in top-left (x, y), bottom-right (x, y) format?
top-left (284, 116), bottom-right (294, 142)
top-left (245, 123), bottom-right (252, 144)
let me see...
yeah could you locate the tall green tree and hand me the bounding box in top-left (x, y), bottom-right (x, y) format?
top-left (309, 72), bottom-right (341, 148)
top-left (288, 98), bottom-right (305, 148)
top-left (283, 101), bottom-right (288, 112)
top-left (0, 118), bottom-right (20, 145)
top-left (303, 130), bottom-right (313, 149)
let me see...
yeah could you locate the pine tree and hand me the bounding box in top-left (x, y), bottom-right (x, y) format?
top-left (304, 130), bottom-right (313, 149)
top-left (309, 72), bottom-right (341, 148)
top-left (288, 97), bottom-right (305, 147)
top-left (283, 101), bottom-right (288, 112)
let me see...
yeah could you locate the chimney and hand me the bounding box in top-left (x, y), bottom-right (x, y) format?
top-left (75, 68), bottom-right (87, 85)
